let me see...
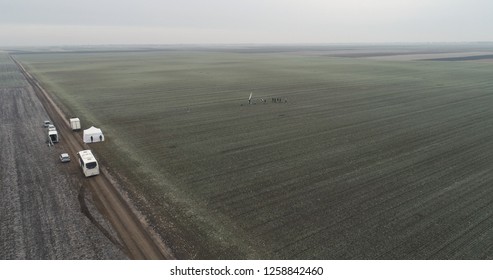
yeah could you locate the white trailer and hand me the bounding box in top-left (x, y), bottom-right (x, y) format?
top-left (77, 150), bottom-right (99, 177)
top-left (70, 118), bottom-right (81, 131)
top-left (48, 130), bottom-right (59, 143)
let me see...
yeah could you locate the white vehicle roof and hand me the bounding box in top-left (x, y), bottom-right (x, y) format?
top-left (78, 150), bottom-right (97, 161)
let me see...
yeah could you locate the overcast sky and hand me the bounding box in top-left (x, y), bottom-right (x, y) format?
top-left (1, 0), bottom-right (492, 46)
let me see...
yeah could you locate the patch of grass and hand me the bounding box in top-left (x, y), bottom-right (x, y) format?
top-left (16, 49), bottom-right (493, 259)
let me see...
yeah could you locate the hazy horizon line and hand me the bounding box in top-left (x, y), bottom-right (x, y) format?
top-left (3, 41), bottom-right (493, 49)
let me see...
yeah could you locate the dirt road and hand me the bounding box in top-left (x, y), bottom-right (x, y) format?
top-left (12, 56), bottom-right (175, 260)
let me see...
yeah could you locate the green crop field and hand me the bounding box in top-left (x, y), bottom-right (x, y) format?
top-left (15, 47), bottom-right (493, 259)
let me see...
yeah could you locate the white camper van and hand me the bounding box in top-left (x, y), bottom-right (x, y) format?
top-left (77, 150), bottom-right (100, 177)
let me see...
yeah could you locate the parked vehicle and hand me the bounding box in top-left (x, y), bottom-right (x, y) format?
top-left (70, 118), bottom-right (81, 131)
top-left (48, 130), bottom-right (59, 143)
top-left (59, 153), bottom-right (70, 162)
top-left (77, 150), bottom-right (99, 177)
top-left (43, 120), bottom-right (51, 127)
top-left (48, 124), bottom-right (56, 131)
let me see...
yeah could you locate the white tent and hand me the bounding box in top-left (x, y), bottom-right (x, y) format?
top-left (83, 126), bottom-right (104, 143)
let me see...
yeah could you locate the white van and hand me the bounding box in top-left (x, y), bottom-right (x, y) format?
top-left (48, 130), bottom-right (59, 143)
top-left (70, 118), bottom-right (81, 131)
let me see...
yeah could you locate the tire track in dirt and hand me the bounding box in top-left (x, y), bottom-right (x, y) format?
top-left (12, 56), bottom-right (175, 260)
top-left (77, 184), bottom-right (128, 255)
